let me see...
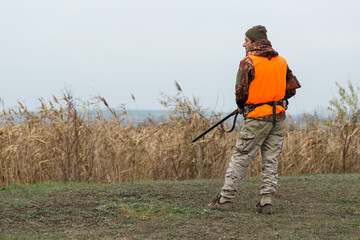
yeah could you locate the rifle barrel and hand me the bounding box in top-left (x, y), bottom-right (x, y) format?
top-left (191, 109), bottom-right (238, 143)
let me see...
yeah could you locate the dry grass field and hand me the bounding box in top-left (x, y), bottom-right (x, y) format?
top-left (1, 85), bottom-right (359, 187)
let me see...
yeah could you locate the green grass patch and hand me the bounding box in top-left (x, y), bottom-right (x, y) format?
top-left (1, 174), bottom-right (360, 239)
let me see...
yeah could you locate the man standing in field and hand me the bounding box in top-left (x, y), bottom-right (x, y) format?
top-left (207, 25), bottom-right (299, 214)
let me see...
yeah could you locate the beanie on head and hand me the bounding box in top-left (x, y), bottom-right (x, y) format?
top-left (245, 25), bottom-right (268, 42)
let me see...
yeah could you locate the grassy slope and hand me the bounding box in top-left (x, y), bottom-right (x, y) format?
top-left (0, 174), bottom-right (359, 240)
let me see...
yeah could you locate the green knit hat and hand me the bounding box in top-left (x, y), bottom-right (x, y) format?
top-left (245, 25), bottom-right (268, 42)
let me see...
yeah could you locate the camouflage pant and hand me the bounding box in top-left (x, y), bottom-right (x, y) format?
top-left (220, 118), bottom-right (285, 199)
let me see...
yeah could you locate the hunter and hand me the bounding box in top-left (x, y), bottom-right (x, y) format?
top-left (207, 25), bottom-right (298, 214)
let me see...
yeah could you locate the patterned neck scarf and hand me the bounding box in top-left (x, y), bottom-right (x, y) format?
top-left (247, 39), bottom-right (279, 60)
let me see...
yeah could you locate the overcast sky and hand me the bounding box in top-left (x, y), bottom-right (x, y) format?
top-left (1, 0), bottom-right (359, 115)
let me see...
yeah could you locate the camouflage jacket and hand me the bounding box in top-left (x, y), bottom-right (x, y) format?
top-left (235, 39), bottom-right (296, 122)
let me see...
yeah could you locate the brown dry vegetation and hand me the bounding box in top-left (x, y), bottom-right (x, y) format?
top-left (1, 86), bottom-right (360, 187)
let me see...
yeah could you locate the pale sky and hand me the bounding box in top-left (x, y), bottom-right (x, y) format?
top-left (1, 0), bottom-right (360, 115)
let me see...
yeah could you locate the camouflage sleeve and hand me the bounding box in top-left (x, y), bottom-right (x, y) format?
top-left (235, 56), bottom-right (254, 109)
top-left (285, 65), bottom-right (296, 99)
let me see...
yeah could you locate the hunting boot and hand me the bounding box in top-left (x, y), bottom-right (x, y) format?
top-left (207, 196), bottom-right (232, 211)
top-left (256, 194), bottom-right (273, 214)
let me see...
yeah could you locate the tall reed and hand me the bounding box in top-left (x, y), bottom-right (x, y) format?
top-left (0, 88), bottom-right (359, 186)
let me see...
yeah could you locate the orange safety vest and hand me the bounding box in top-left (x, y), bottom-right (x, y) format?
top-left (245, 55), bottom-right (288, 118)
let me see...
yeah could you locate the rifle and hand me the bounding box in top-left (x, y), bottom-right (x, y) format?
top-left (192, 76), bottom-right (301, 143)
top-left (191, 109), bottom-right (239, 143)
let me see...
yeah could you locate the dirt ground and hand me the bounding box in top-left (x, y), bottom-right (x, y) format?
top-left (1, 174), bottom-right (360, 239)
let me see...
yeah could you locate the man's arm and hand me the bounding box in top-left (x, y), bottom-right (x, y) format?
top-left (235, 56), bottom-right (255, 111)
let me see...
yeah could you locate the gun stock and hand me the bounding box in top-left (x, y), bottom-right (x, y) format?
top-left (191, 109), bottom-right (238, 143)
top-left (286, 76), bottom-right (301, 90)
